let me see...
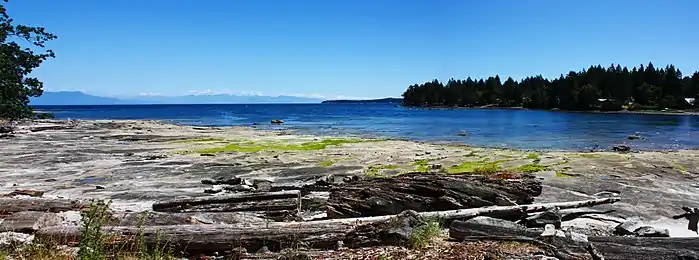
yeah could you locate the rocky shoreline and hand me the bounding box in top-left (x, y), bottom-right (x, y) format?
top-left (1, 119), bottom-right (699, 259)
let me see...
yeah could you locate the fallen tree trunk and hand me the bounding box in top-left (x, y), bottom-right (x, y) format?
top-left (152, 191), bottom-right (300, 212)
top-left (37, 224), bottom-right (350, 254)
top-left (0, 198), bottom-right (89, 214)
top-left (327, 172), bottom-right (542, 218)
top-left (450, 218), bottom-right (699, 260)
top-left (39, 198), bottom-right (618, 254)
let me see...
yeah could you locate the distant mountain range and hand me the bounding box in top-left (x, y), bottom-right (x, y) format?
top-left (30, 91), bottom-right (324, 105)
top-left (321, 98), bottom-right (403, 104)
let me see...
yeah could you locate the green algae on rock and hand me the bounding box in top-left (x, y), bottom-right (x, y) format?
top-left (447, 159), bottom-right (504, 174)
top-left (514, 163), bottom-right (550, 173)
top-left (189, 138), bottom-right (380, 154)
top-left (366, 164), bottom-right (401, 177)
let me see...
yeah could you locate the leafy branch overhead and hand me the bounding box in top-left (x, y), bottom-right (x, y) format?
top-left (0, 0), bottom-right (57, 119)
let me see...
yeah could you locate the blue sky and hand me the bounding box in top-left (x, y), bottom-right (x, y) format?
top-left (7, 0), bottom-right (699, 99)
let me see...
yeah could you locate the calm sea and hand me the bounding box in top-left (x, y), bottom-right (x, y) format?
top-left (34, 104), bottom-right (699, 151)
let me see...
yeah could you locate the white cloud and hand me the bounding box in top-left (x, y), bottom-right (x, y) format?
top-left (138, 92), bottom-right (165, 96)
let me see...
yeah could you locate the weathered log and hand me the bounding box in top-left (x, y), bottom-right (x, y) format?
top-left (450, 218), bottom-right (699, 260)
top-left (36, 224), bottom-right (349, 254)
top-left (162, 198), bottom-right (299, 213)
top-left (0, 198), bottom-right (89, 214)
top-left (0, 211), bottom-right (62, 233)
top-left (327, 172), bottom-right (542, 218)
top-left (584, 237), bottom-right (699, 260)
top-left (450, 216), bottom-right (543, 238)
top-left (36, 210), bottom-right (426, 254)
top-left (672, 206), bottom-right (699, 233)
top-left (37, 198), bottom-right (619, 254)
top-left (152, 191), bottom-right (300, 212)
top-left (113, 211), bottom-right (269, 226)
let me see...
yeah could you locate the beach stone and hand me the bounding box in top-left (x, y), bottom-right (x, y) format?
top-left (633, 226), bottom-right (670, 237)
top-left (204, 188), bottom-right (222, 194)
top-left (253, 180), bottom-right (273, 192)
top-left (256, 246), bottom-right (270, 254)
top-left (222, 184), bottom-right (254, 193)
top-left (0, 125), bottom-right (14, 134)
top-left (614, 217), bottom-right (643, 235)
top-left (613, 145), bottom-right (631, 152)
top-left (628, 134), bottom-right (642, 140)
top-left (540, 224), bottom-right (566, 238)
top-left (525, 208), bottom-right (562, 228)
top-left (565, 230), bottom-right (589, 242)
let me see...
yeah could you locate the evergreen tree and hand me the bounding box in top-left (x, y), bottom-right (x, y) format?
top-left (0, 0), bottom-right (57, 119)
top-left (401, 62), bottom-right (699, 111)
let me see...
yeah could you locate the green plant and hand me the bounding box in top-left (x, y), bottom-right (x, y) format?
top-left (78, 201), bottom-right (112, 260)
top-left (410, 217), bottom-right (443, 249)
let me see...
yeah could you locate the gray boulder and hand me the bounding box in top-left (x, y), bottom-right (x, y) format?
top-left (614, 217), bottom-right (644, 235)
top-left (634, 226), bottom-right (670, 237)
top-left (525, 208), bottom-right (562, 228)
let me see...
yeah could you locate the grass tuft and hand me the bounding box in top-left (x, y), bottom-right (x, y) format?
top-left (410, 217), bottom-right (443, 249)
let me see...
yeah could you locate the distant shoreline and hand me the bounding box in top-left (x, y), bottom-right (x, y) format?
top-left (403, 105), bottom-right (699, 116)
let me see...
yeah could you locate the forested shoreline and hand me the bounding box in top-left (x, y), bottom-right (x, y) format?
top-left (401, 63), bottom-right (699, 111)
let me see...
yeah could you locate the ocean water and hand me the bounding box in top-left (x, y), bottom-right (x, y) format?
top-left (35, 104), bottom-right (699, 151)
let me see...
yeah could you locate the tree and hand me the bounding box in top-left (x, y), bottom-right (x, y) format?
top-left (401, 62), bottom-right (699, 111)
top-left (0, 0), bottom-right (57, 120)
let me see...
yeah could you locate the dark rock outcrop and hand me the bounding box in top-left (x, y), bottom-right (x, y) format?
top-left (327, 172), bottom-right (542, 218)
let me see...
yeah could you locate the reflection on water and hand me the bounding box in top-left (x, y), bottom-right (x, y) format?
top-left (36, 104), bottom-right (699, 151)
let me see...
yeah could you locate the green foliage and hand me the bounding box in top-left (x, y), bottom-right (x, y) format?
top-left (410, 217), bottom-right (443, 249)
top-left (0, 1), bottom-right (57, 120)
top-left (79, 201), bottom-right (111, 260)
top-left (402, 62), bottom-right (699, 111)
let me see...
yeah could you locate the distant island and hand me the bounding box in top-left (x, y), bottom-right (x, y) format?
top-left (401, 62), bottom-right (699, 112)
top-left (30, 91), bottom-right (323, 105)
top-left (322, 98), bottom-right (403, 104)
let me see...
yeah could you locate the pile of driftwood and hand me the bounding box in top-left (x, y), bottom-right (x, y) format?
top-left (2, 172), bottom-right (698, 259)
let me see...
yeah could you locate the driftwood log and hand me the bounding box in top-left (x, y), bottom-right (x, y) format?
top-left (450, 219), bottom-right (699, 260)
top-left (38, 198), bottom-right (619, 254)
top-left (0, 211), bottom-right (63, 233)
top-left (327, 172), bottom-right (542, 218)
top-left (152, 191), bottom-right (301, 212)
top-left (0, 198), bottom-right (89, 215)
